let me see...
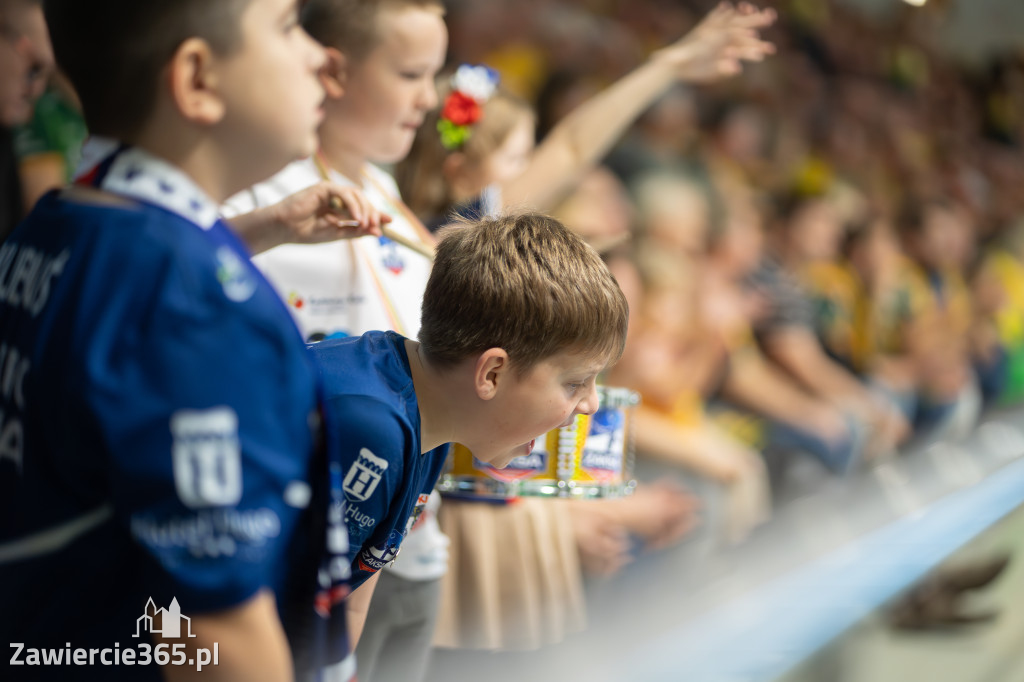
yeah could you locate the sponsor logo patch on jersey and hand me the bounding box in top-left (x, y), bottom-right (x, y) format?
top-left (343, 448), bottom-right (389, 502)
top-left (170, 407), bottom-right (243, 508)
top-left (345, 504), bottom-right (377, 530)
top-left (357, 529), bottom-right (403, 573)
top-left (404, 493), bottom-right (430, 534)
top-left (379, 237), bottom-right (405, 275)
top-left (216, 246), bottom-right (257, 303)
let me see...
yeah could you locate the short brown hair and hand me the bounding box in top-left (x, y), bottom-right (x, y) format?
top-left (44, 0), bottom-right (250, 139)
top-left (302, 0), bottom-right (443, 62)
top-left (419, 213), bottom-right (629, 372)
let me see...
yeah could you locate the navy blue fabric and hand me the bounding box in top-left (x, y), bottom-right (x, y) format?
top-left (0, 188), bottom-right (322, 677)
top-left (311, 331), bottom-right (449, 590)
top-left (425, 193), bottom-right (487, 234)
top-left (976, 346), bottom-right (1009, 406)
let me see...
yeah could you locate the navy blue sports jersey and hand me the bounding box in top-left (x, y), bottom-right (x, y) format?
top-left (0, 147), bottom-right (346, 680)
top-left (311, 331), bottom-right (449, 590)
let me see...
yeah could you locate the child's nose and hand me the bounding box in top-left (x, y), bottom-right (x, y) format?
top-left (303, 30), bottom-right (327, 72)
top-left (421, 81), bottom-right (439, 111)
top-left (576, 384), bottom-right (600, 416)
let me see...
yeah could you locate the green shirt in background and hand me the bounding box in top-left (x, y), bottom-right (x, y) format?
top-left (14, 86), bottom-right (87, 181)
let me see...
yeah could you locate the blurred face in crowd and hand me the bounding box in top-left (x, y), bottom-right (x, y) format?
top-left (946, 203), bottom-right (976, 270)
top-left (916, 205), bottom-right (963, 270)
top-left (641, 87), bottom-right (696, 150)
top-left (554, 167), bottom-right (632, 245)
top-left (716, 200), bottom-right (763, 276)
top-left (789, 198), bottom-right (844, 262)
top-left (480, 114), bottom-right (534, 189)
top-left (335, 4), bottom-right (447, 165)
top-left (718, 107), bottom-right (766, 163)
top-left (849, 219), bottom-right (901, 286)
top-left (642, 181), bottom-right (709, 257)
top-left (0, 2), bottom-right (52, 127)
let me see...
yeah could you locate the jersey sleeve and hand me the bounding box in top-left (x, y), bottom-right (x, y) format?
top-left (83, 230), bottom-right (317, 615)
top-left (320, 393), bottom-right (412, 589)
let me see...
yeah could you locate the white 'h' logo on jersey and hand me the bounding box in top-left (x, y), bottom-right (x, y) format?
top-left (343, 448), bottom-right (389, 501)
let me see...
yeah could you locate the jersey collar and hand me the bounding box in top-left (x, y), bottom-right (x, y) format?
top-left (87, 142), bottom-right (221, 230)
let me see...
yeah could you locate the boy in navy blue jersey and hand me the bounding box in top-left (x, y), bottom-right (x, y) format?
top-left (316, 213), bottom-right (630, 643)
top-left (0, 1), bottom-right (367, 680)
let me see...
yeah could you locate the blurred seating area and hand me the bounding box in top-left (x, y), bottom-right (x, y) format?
top-left (444, 0), bottom-right (1024, 541)
top-left (421, 5), bottom-right (1024, 680)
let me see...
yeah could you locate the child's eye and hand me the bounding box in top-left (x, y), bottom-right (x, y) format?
top-left (283, 11), bottom-right (300, 33)
top-left (566, 383), bottom-right (583, 394)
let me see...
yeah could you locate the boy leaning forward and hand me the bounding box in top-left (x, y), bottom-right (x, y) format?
top-left (317, 213), bottom-right (629, 644)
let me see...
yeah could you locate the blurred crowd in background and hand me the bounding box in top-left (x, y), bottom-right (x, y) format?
top-left (406, 0), bottom-right (1024, 542)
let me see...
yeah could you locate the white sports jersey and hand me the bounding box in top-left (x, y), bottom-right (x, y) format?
top-left (223, 159), bottom-right (434, 340)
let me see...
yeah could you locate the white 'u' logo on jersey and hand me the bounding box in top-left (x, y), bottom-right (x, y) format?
top-left (170, 407), bottom-right (243, 508)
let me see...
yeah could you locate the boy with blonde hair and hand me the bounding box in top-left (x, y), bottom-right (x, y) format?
top-left (224, 0), bottom-right (447, 341)
top-left (0, 1), bottom-right (353, 680)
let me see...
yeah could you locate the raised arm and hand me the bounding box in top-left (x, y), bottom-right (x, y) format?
top-left (503, 2), bottom-right (775, 212)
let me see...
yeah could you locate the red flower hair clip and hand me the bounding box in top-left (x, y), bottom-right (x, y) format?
top-left (438, 65), bottom-right (500, 151)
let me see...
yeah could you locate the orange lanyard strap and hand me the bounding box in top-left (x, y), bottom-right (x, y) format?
top-left (353, 241), bottom-right (407, 336)
top-left (360, 168), bottom-right (437, 247)
top-left (312, 150), bottom-right (421, 335)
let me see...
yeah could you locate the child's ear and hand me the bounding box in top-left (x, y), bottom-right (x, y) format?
top-left (168, 38), bottom-right (225, 125)
top-left (321, 47), bottom-right (347, 100)
top-left (474, 348), bottom-right (509, 400)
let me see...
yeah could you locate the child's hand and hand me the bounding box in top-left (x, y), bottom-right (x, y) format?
top-left (611, 480), bottom-right (700, 551)
top-left (270, 182), bottom-right (391, 244)
top-left (655, 2), bottom-right (776, 84)
top-left (808, 404), bottom-right (852, 448)
top-left (568, 502), bottom-right (633, 578)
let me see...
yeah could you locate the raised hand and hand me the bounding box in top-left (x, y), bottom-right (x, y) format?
top-left (655, 2), bottom-right (777, 84)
